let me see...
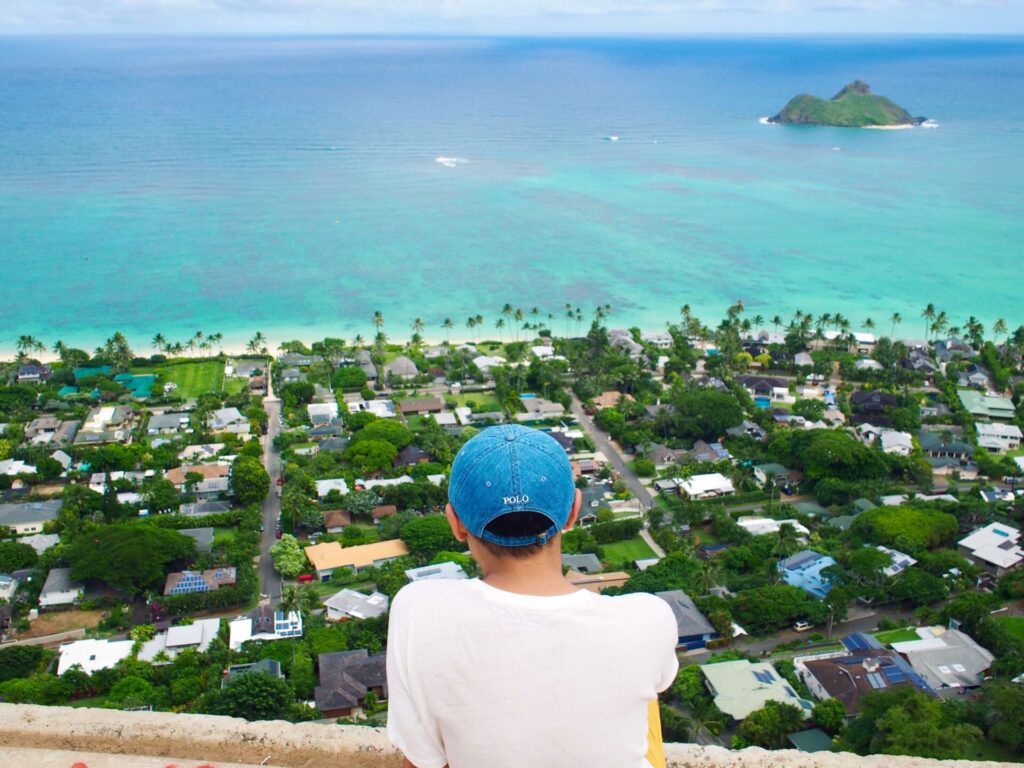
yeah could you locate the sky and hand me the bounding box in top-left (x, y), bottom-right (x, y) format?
top-left (1, 0), bottom-right (1023, 35)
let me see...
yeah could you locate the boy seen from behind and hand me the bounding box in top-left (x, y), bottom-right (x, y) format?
top-left (387, 424), bottom-right (679, 768)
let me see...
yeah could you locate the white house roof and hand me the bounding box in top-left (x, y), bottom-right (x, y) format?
top-left (308, 402), bottom-right (340, 419)
top-left (324, 588), bottom-right (390, 619)
top-left (737, 517), bottom-right (809, 537)
top-left (360, 475), bottom-right (414, 490)
top-left (891, 627), bottom-right (994, 691)
top-left (876, 545), bottom-right (917, 577)
top-left (976, 422), bottom-right (1023, 439)
top-left (679, 473), bottom-right (735, 496)
top-left (405, 561), bottom-right (469, 581)
top-left (316, 478), bottom-right (350, 497)
top-left (701, 660), bottom-right (813, 720)
top-left (880, 431), bottom-right (914, 453)
top-left (959, 522), bottom-right (1024, 569)
top-left (57, 639), bottom-right (134, 675)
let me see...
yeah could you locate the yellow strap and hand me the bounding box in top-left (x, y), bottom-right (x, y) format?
top-left (646, 699), bottom-right (666, 768)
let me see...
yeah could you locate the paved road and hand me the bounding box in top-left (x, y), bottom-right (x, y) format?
top-left (1, 628), bottom-right (86, 647)
top-left (258, 369), bottom-right (284, 603)
top-left (568, 393), bottom-right (654, 510)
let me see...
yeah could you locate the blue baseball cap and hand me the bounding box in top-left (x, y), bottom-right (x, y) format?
top-left (448, 425), bottom-right (576, 547)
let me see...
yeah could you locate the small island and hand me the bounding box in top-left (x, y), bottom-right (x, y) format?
top-left (768, 80), bottom-right (927, 128)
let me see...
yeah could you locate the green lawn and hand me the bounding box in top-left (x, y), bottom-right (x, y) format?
top-left (212, 527), bottom-right (237, 542)
top-left (131, 359), bottom-right (226, 399)
top-left (995, 615), bottom-right (1024, 642)
top-left (874, 627), bottom-right (920, 645)
top-left (601, 536), bottom-right (656, 565)
top-left (450, 392), bottom-right (502, 413)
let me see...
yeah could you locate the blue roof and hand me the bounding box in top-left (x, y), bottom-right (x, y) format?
top-left (779, 550), bottom-right (837, 598)
top-left (841, 632), bottom-right (884, 652)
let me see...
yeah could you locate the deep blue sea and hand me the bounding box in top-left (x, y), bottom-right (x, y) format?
top-left (1, 36), bottom-right (1022, 351)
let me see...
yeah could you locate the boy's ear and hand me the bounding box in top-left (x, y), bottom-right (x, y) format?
top-left (563, 489), bottom-right (582, 531)
top-left (445, 502), bottom-right (469, 542)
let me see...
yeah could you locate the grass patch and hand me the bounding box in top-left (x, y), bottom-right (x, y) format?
top-left (964, 738), bottom-right (1023, 763)
top-left (995, 615), bottom-right (1024, 643)
top-left (692, 526), bottom-right (721, 546)
top-left (131, 359), bottom-right (226, 400)
top-left (212, 526), bottom-right (237, 542)
top-left (875, 627), bottom-right (920, 645)
top-left (67, 695), bottom-right (111, 709)
top-left (602, 536), bottom-right (656, 565)
top-left (450, 392), bottom-right (502, 413)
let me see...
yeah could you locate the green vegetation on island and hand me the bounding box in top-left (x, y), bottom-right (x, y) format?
top-left (769, 80), bottom-right (925, 127)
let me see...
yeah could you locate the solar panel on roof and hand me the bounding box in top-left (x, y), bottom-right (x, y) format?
top-left (842, 634), bottom-right (867, 651)
top-left (882, 667), bottom-right (906, 683)
top-left (867, 673), bottom-right (887, 689)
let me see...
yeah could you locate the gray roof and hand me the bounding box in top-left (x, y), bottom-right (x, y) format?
top-left (655, 590), bottom-right (716, 639)
top-left (0, 499), bottom-right (63, 527)
top-left (896, 629), bottom-right (994, 691)
top-left (562, 554), bottom-right (603, 574)
top-left (148, 412), bottom-right (189, 431)
top-left (42, 567), bottom-right (80, 595)
top-left (315, 649), bottom-right (387, 713)
top-left (177, 500), bottom-right (232, 517)
top-left (179, 527), bottom-right (215, 553)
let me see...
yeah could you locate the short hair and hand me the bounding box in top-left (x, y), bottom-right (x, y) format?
top-left (475, 511), bottom-right (555, 560)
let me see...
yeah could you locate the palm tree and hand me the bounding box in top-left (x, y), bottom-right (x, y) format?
top-left (494, 317), bottom-right (505, 341)
top-left (771, 315), bottom-right (783, 332)
top-left (15, 335), bottom-right (41, 355)
top-left (694, 559), bottom-right (722, 596)
top-left (513, 308), bottom-right (524, 341)
top-left (862, 318), bottom-right (875, 331)
top-left (209, 332), bottom-right (223, 355)
top-left (993, 318), bottom-right (1008, 343)
top-left (372, 310), bottom-right (384, 334)
top-left (247, 332), bottom-right (267, 355)
top-left (889, 312), bottom-right (902, 339)
top-left (921, 303), bottom-right (936, 339)
top-left (775, 522), bottom-right (800, 560)
top-left (151, 333), bottom-right (167, 353)
top-left (465, 317), bottom-right (476, 342)
top-left (931, 310), bottom-right (949, 340)
top-left (193, 331), bottom-right (204, 356)
top-left (52, 340), bottom-right (68, 364)
top-left (441, 318), bottom-right (453, 345)
top-left (411, 317), bottom-right (425, 344)
top-left (752, 313), bottom-right (765, 329)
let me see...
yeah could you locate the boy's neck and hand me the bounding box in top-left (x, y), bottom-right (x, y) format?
top-left (472, 538), bottom-right (578, 596)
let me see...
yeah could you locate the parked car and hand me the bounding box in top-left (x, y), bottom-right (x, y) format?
top-left (275, 526), bottom-right (283, 539)
top-left (793, 620), bottom-right (813, 632)
top-left (297, 573), bottom-right (314, 584)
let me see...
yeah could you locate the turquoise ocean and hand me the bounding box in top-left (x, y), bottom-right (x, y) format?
top-left (1, 36), bottom-right (1022, 351)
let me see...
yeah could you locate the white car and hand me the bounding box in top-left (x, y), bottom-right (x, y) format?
top-left (793, 621), bottom-right (814, 632)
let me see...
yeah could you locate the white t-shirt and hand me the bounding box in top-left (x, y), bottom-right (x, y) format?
top-left (386, 578), bottom-right (679, 768)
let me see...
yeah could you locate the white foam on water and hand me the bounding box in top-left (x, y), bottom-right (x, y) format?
top-left (435, 156), bottom-right (469, 167)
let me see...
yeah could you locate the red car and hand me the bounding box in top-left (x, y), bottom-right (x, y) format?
top-left (275, 527), bottom-right (283, 539)
top-left (297, 573), bottom-right (314, 584)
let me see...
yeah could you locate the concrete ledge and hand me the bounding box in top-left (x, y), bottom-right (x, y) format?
top-left (0, 747), bottom-right (267, 768)
top-left (0, 704), bottom-right (1013, 768)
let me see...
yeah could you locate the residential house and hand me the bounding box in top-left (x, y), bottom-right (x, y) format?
top-left (876, 545), bottom-right (917, 577)
top-left (20, 532), bottom-right (60, 555)
top-left (397, 397), bottom-right (444, 416)
top-left (372, 505), bottom-right (398, 524)
top-left (278, 353), bottom-right (323, 367)
top-left (643, 443), bottom-right (683, 471)
top-left (179, 527), bottom-right (215, 554)
top-left (304, 540), bottom-right (410, 580)
top-left (794, 352), bottom-right (814, 368)
top-left (307, 402), bottom-right (340, 425)
top-left (976, 422), bottom-right (1023, 454)
top-left (958, 390), bottom-right (1016, 420)
top-left (917, 430), bottom-right (975, 475)
top-left (779, 550), bottom-right (837, 598)
top-left (958, 364), bottom-right (992, 390)
top-left (737, 517), bottom-right (809, 538)
top-left (394, 445), bottom-right (430, 467)
top-left (593, 391), bottom-right (635, 410)
top-left (981, 489), bottom-right (1016, 503)
top-left (608, 329), bottom-right (643, 360)
top-left (16, 363), bottom-right (51, 383)
top-left (227, 360), bottom-right (265, 378)
top-left (165, 464), bottom-right (231, 497)
top-left (0, 457), bottom-right (36, 477)
top-left (653, 478), bottom-right (681, 495)
top-left (0, 500), bottom-right (63, 535)
top-left (39, 567), bottom-right (84, 608)
top-left (57, 638), bottom-right (134, 675)
top-left (50, 450), bottom-right (73, 472)
top-left (561, 554), bottom-right (603, 574)
top-left (655, 590), bottom-right (718, 650)
top-left (178, 500), bottom-right (232, 517)
top-left (850, 390), bottom-right (898, 417)
top-left (88, 470), bottom-right (152, 494)
top-left (678, 473), bottom-right (735, 500)
top-left (736, 375), bottom-right (791, 402)
top-left (726, 420), bottom-right (767, 441)
top-left (701, 660), bottom-right (814, 721)
top-left (935, 338), bottom-right (977, 363)
top-left (315, 649), bottom-right (387, 718)
top-left (516, 396), bottom-right (566, 422)
top-left (347, 398), bottom-right (397, 419)
top-left (281, 368), bottom-right (306, 384)
top-left (137, 618), bottom-right (222, 662)
top-left (25, 417), bottom-right (78, 446)
top-left (386, 356), bottom-right (419, 380)
top-left (880, 430), bottom-right (914, 457)
top-left (324, 589), bottom-right (389, 621)
top-left (854, 359), bottom-right (883, 372)
top-left (796, 633), bottom-right (934, 715)
top-left (222, 659), bottom-right (283, 687)
top-left (904, 349), bottom-right (939, 379)
top-left (891, 627), bottom-right (994, 697)
top-left (323, 509), bottom-right (352, 534)
top-left (227, 608), bottom-right (303, 650)
top-left (753, 463), bottom-right (792, 488)
top-left (547, 430), bottom-right (574, 454)
top-left (689, 440), bottom-right (731, 463)
top-left (405, 561), bottom-right (468, 581)
top-left (74, 405), bottom-right (135, 445)
top-left (207, 407), bottom-right (250, 435)
top-left (178, 443), bottom-right (225, 462)
top-left (147, 412), bottom-right (191, 436)
top-left (163, 567), bottom-right (237, 595)
top-left (316, 478), bottom-right (350, 499)
top-left (958, 522), bottom-right (1024, 576)
top-left (0, 573), bottom-right (18, 602)
top-left (641, 331), bottom-right (674, 348)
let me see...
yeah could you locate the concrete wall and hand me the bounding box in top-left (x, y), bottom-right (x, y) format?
top-left (0, 704), bottom-right (1013, 768)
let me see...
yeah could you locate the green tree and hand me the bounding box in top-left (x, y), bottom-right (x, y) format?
top-left (211, 671), bottom-right (294, 721)
top-left (66, 525), bottom-right (195, 595)
top-left (0, 645), bottom-right (47, 683)
top-left (270, 534), bottom-right (307, 578)
top-left (141, 477), bottom-right (180, 514)
top-left (983, 681), bottom-right (1024, 751)
top-left (802, 430), bottom-right (887, 483)
top-left (107, 675), bottom-right (159, 710)
top-left (738, 700), bottom-right (806, 748)
top-left (230, 456), bottom-right (271, 506)
top-left (344, 439), bottom-right (398, 472)
top-left (400, 515), bottom-right (462, 558)
top-left (0, 540), bottom-right (38, 572)
top-left (341, 489), bottom-right (383, 521)
top-left (349, 419), bottom-right (413, 449)
top-left (811, 697), bottom-right (847, 735)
